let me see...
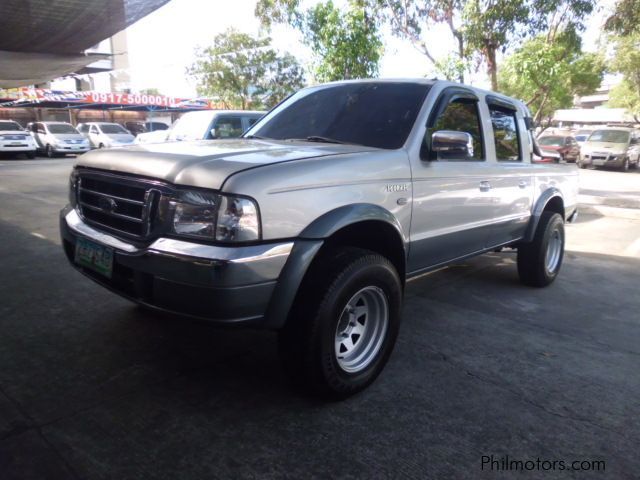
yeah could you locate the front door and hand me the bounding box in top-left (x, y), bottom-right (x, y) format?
top-left (408, 88), bottom-right (497, 273)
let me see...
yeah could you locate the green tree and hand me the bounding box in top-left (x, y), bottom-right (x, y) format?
top-left (605, 0), bottom-right (640, 36)
top-left (376, 0), bottom-right (468, 82)
top-left (188, 29), bottom-right (305, 109)
top-left (255, 0), bottom-right (382, 82)
top-left (499, 30), bottom-right (604, 123)
top-left (607, 32), bottom-right (640, 120)
top-left (463, 0), bottom-right (595, 91)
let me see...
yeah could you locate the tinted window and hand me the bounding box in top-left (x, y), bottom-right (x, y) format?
top-left (588, 130), bottom-right (630, 143)
top-left (249, 82), bottom-right (431, 149)
top-left (214, 117), bottom-right (243, 138)
top-left (99, 123), bottom-right (129, 134)
top-left (48, 123), bottom-right (78, 134)
top-left (489, 107), bottom-right (521, 161)
top-left (426, 98), bottom-right (483, 160)
top-left (0, 121), bottom-right (22, 131)
top-left (574, 135), bottom-right (588, 142)
top-left (37, 124), bottom-right (46, 134)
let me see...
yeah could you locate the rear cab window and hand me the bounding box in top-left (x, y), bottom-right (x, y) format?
top-left (488, 102), bottom-right (522, 162)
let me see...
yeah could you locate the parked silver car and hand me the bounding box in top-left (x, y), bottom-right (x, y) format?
top-left (77, 122), bottom-right (135, 149)
top-left (578, 127), bottom-right (640, 171)
top-left (27, 122), bottom-right (90, 157)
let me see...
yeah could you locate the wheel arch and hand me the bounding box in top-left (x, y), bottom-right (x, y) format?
top-left (264, 204), bottom-right (408, 329)
top-left (523, 188), bottom-right (564, 243)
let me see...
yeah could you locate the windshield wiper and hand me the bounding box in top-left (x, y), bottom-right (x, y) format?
top-left (243, 134), bottom-right (270, 140)
top-left (286, 136), bottom-right (350, 145)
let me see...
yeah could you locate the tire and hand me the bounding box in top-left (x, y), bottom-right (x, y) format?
top-left (518, 211), bottom-right (565, 287)
top-left (577, 158), bottom-right (586, 169)
top-left (98, 143), bottom-right (105, 149)
top-left (26, 151), bottom-right (35, 159)
top-left (620, 157), bottom-right (629, 172)
top-left (45, 144), bottom-right (55, 158)
top-left (278, 247), bottom-right (403, 399)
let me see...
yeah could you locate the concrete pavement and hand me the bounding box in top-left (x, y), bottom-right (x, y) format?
top-left (0, 158), bottom-right (638, 479)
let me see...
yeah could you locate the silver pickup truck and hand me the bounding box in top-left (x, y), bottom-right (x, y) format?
top-left (60, 80), bottom-right (578, 398)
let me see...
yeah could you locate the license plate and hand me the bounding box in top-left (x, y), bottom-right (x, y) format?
top-left (593, 159), bottom-right (605, 166)
top-left (74, 237), bottom-right (113, 278)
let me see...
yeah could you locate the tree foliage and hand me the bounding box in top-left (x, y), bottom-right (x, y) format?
top-left (188, 29), bottom-right (304, 110)
top-left (255, 0), bottom-right (382, 82)
top-left (499, 30), bottom-right (604, 123)
top-left (608, 32), bottom-right (640, 119)
top-left (605, 0), bottom-right (640, 36)
top-left (376, 0), bottom-right (467, 82)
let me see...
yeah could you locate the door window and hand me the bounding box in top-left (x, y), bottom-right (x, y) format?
top-left (424, 98), bottom-right (484, 161)
top-left (37, 124), bottom-right (46, 134)
top-left (489, 106), bottom-right (521, 161)
top-left (90, 125), bottom-right (99, 134)
top-left (213, 117), bottom-right (243, 138)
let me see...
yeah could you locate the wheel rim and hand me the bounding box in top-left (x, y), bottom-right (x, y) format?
top-left (334, 286), bottom-right (389, 374)
top-left (545, 229), bottom-right (562, 273)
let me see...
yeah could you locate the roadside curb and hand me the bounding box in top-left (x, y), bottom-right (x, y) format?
top-left (578, 203), bottom-right (640, 220)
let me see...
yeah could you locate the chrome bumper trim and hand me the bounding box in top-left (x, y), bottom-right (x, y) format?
top-left (64, 208), bottom-right (294, 262)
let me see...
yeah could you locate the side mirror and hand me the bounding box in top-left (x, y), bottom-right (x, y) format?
top-left (209, 128), bottom-right (217, 139)
top-left (431, 130), bottom-right (474, 158)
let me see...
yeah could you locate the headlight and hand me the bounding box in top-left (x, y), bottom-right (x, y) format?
top-left (171, 190), bottom-right (260, 242)
top-left (69, 170), bottom-right (78, 207)
top-left (215, 195), bottom-right (260, 242)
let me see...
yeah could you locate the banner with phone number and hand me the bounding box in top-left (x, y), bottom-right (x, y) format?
top-left (0, 87), bottom-right (222, 109)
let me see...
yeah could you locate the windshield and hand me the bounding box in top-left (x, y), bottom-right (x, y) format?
top-left (538, 136), bottom-right (565, 147)
top-left (0, 122), bottom-right (22, 131)
top-left (247, 82), bottom-right (431, 149)
top-left (100, 124), bottom-right (129, 134)
top-left (588, 130), bottom-right (630, 143)
top-left (574, 134), bottom-right (588, 142)
top-left (168, 112), bottom-right (212, 141)
top-left (48, 123), bottom-right (79, 134)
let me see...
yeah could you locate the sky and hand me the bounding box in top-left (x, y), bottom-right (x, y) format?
top-left (120, 0), bottom-right (615, 98)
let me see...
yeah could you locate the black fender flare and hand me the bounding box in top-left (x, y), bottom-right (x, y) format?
top-left (263, 204), bottom-right (407, 329)
top-left (523, 188), bottom-right (564, 243)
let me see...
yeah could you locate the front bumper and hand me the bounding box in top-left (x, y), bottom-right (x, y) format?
top-left (60, 206), bottom-right (293, 325)
top-left (52, 145), bottom-right (90, 154)
top-left (0, 145), bottom-right (36, 152)
top-left (582, 154), bottom-right (625, 168)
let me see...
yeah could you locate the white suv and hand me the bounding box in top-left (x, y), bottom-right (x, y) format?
top-left (0, 120), bottom-right (37, 158)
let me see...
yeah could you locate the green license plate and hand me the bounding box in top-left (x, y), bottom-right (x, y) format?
top-left (74, 237), bottom-right (114, 278)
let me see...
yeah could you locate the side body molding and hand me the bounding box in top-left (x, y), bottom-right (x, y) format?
top-left (523, 188), bottom-right (564, 243)
top-left (264, 204), bottom-right (407, 329)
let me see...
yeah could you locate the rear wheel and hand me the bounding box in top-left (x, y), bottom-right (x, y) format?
top-left (518, 211), bottom-right (565, 287)
top-left (278, 248), bottom-right (402, 399)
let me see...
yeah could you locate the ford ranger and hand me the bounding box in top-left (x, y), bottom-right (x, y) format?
top-left (60, 80), bottom-right (579, 399)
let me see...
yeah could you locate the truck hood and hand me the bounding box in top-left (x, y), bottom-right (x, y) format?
top-left (75, 138), bottom-right (377, 190)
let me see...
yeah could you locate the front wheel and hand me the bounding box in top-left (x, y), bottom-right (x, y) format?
top-left (518, 211), bottom-right (565, 287)
top-left (278, 248), bottom-right (402, 399)
top-left (620, 157), bottom-right (630, 172)
top-left (45, 144), bottom-right (55, 158)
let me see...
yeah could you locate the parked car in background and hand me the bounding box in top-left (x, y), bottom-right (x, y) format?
top-left (0, 120), bottom-right (36, 158)
top-left (573, 129), bottom-right (593, 145)
top-left (578, 127), bottom-right (640, 171)
top-left (27, 121), bottom-right (90, 157)
top-left (537, 134), bottom-right (580, 162)
top-left (77, 122), bottom-right (136, 149)
top-left (124, 121), bottom-right (170, 136)
top-left (134, 110), bottom-right (264, 144)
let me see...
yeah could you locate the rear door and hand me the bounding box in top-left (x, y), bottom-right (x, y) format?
top-left (408, 87), bottom-right (497, 272)
top-left (483, 98), bottom-right (533, 247)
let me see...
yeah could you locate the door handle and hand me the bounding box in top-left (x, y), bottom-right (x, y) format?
top-left (479, 180), bottom-right (491, 192)
top-left (518, 180), bottom-right (528, 189)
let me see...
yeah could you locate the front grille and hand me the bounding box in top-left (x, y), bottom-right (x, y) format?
top-left (76, 171), bottom-right (164, 239)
